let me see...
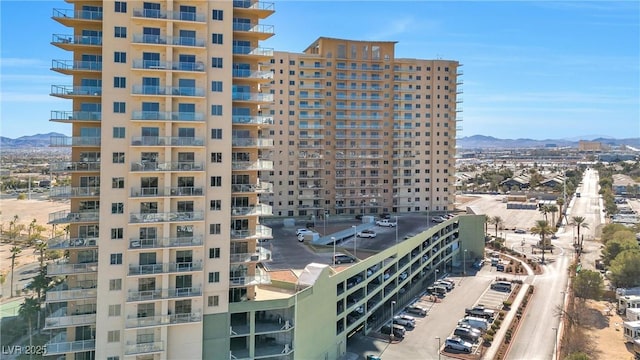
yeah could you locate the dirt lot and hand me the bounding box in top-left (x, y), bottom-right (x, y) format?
top-left (581, 299), bottom-right (637, 359)
top-left (455, 194), bottom-right (543, 231)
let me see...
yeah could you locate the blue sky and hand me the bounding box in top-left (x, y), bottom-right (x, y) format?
top-left (1, 1), bottom-right (638, 140)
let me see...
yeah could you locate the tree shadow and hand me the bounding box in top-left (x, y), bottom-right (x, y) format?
top-left (581, 307), bottom-right (610, 330)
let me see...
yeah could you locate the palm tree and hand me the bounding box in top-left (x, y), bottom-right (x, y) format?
top-left (10, 245), bottom-right (22, 297)
top-left (539, 205), bottom-right (550, 222)
top-left (530, 220), bottom-right (554, 264)
top-left (490, 216), bottom-right (503, 238)
top-left (548, 205), bottom-right (559, 228)
top-left (571, 216), bottom-right (590, 249)
top-left (556, 197), bottom-right (565, 219)
top-left (19, 297), bottom-right (40, 352)
top-left (35, 241), bottom-right (48, 271)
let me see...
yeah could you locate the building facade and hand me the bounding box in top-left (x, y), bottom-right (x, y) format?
top-left (47, 1), bottom-right (274, 359)
top-left (262, 37), bottom-right (462, 218)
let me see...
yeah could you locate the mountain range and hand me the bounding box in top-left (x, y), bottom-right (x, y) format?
top-left (1, 132), bottom-right (638, 150)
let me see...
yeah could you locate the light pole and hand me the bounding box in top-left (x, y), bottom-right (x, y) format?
top-left (352, 225), bottom-right (357, 259)
top-left (434, 268), bottom-right (439, 283)
top-left (324, 208), bottom-right (327, 237)
top-left (552, 327), bottom-right (558, 360)
top-left (395, 216), bottom-right (399, 246)
top-left (463, 249), bottom-right (467, 275)
top-left (390, 300), bottom-right (396, 342)
top-left (435, 336), bottom-right (441, 360)
top-left (331, 237), bottom-right (336, 267)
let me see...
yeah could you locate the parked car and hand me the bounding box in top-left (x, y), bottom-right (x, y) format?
top-left (355, 214), bottom-right (363, 220)
top-left (381, 324), bottom-right (406, 338)
top-left (435, 279), bottom-right (455, 290)
top-left (357, 229), bottom-right (377, 238)
top-left (375, 219), bottom-right (397, 227)
top-left (396, 314), bottom-right (416, 324)
top-left (431, 216), bottom-right (446, 223)
top-left (296, 228), bottom-right (315, 236)
top-left (380, 212), bottom-right (391, 220)
top-left (514, 229), bottom-right (527, 234)
top-left (444, 336), bottom-right (473, 353)
top-left (490, 281), bottom-right (512, 292)
top-left (393, 316), bottom-right (415, 329)
top-left (405, 305), bottom-right (427, 316)
top-left (453, 326), bottom-right (482, 342)
top-left (333, 253), bottom-right (356, 264)
top-left (458, 316), bottom-right (489, 332)
top-left (465, 305), bottom-right (495, 319)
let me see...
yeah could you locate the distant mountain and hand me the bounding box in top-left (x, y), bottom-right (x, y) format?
top-left (457, 135), bottom-right (640, 150)
top-left (0, 132), bottom-right (66, 148)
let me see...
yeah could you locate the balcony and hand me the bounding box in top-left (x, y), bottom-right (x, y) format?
top-left (50, 110), bottom-right (101, 123)
top-left (232, 22), bottom-right (275, 40)
top-left (51, 34), bottom-right (102, 49)
top-left (229, 247), bottom-right (271, 263)
top-left (131, 111), bottom-right (204, 122)
top-left (231, 203), bottom-right (272, 217)
top-left (232, 159), bottom-right (273, 171)
top-left (129, 211), bottom-right (204, 224)
top-left (47, 262), bottom-right (98, 275)
top-left (130, 136), bottom-right (204, 147)
top-left (132, 59), bottom-right (205, 72)
top-left (232, 0), bottom-right (275, 17)
top-left (124, 341), bottom-right (164, 356)
top-left (50, 85), bottom-right (101, 98)
top-left (50, 161), bottom-right (100, 173)
top-left (50, 136), bottom-right (100, 147)
top-left (46, 285), bottom-right (97, 302)
top-left (132, 85), bottom-right (204, 97)
top-left (52, 8), bottom-right (103, 25)
top-left (132, 8), bottom-right (206, 22)
top-left (130, 161), bottom-right (204, 172)
top-left (232, 46), bottom-right (274, 59)
top-left (132, 34), bottom-right (205, 47)
top-left (49, 186), bottom-right (100, 199)
top-left (51, 59), bottom-right (102, 74)
top-left (130, 186), bottom-right (203, 198)
top-left (129, 236), bottom-right (203, 250)
top-left (232, 115), bottom-right (273, 126)
top-left (45, 339), bottom-right (95, 355)
top-left (231, 137), bottom-right (273, 148)
top-left (48, 210), bottom-right (99, 224)
top-left (230, 225), bottom-right (272, 240)
top-left (48, 235), bottom-right (98, 250)
top-left (229, 274), bottom-right (271, 287)
top-left (45, 312), bottom-right (96, 330)
top-left (232, 69), bottom-right (273, 81)
top-left (232, 92), bottom-right (273, 103)
top-left (126, 287), bottom-right (202, 302)
top-left (231, 181), bottom-right (273, 194)
top-left (125, 312), bottom-right (202, 329)
top-left (128, 261), bottom-right (203, 276)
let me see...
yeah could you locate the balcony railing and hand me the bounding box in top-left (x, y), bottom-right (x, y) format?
top-left (229, 248), bottom-right (271, 263)
top-left (45, 313), bottom-right (96, 329)
top-left (232, 46), bottom-right (274, 57)
top-left (132, 34), bottom-right (205, 47)
top-left (45, 339), bottom-right (95, 355)
top-left (129, 211), bottom-right (204, 223)
top-left (231, 181), bottom-right (273, 193)
top-left (127, 287), bottom-right (202, 302)
top-left (233, 0), bottom-right (275, 11)
top-left (129, 236), bottom-right (203, 249)
top-left (232, 159), bottom-right (273, 171)
top-left (130, 162), bottom-right (204, 172)
top-left (46, 287), bottom-right (97, 302)
top-left (232, 92), bottom-right (273, 102)
top-left (51, 59), bottom-right (102, 72)
top-left (132, 59), bottom-right (205, 72)
top-left (133, 8), bottom-right (206, 22)
top-left (50, 136), bottom-right (101, 147)
top-left (53, 8), bottom-right (103, 20)
top-left (232, 23), bottom-right (275, 35)
top-left (47, 262), bottom-right (98, 275)
top-left (48, 235), bottom-right (98, 249)
top-left (48, 210), bottom-right (99, 224)
top-left (130, 186), bottom-right (203, 197)
top-left (232, 115), bottom-right (274, 125)
top-left (51, 85), bottom-right (102, 97)
top-left (231, 203), bottom-right (272, 217)
top-left (131, 136), bottom-right (204, 146)
top-left (128, 261), bottom-right (203, 275)
top-left (49, 186), bottom-right (100, 198)
top-left (231, 225), bottom-right (272, 239)
top-left (124, 341), bottom-right (165, 355)
top-left (231, 137), bottom-right (273, 147)
top-left (52, 34), bottom-right (102, 46)
top-left (131, 111), bottom-right (204, 121)
top-left (232, 69), bottom-right (273, 80)
top-left (125, 313), bottom-right (202, 328)
top-left (50, 110), bottom-right (101, 122)
top-left (132, 85), bottom-right (204, 97)
top-left (50, 161), bottom-right (100, 173)
top-left (229, 274), bottom-right (271, 287)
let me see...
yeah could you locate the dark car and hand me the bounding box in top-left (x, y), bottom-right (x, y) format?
top-left (381, 324), bottom-right (405, 339)
top-left (380, 212), bottom-right (391, 219)
top-left (453, 326), bottom-right (481, 342)
top-left (355, 214), bottom-right (363, 220)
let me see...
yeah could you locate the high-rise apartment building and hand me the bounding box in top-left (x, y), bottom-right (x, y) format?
top-left (263, 37), bottom-right (462, 218)
top-left (47, 1), bottom-right (274, 358)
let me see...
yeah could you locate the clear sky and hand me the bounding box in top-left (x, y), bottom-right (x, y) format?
top-left (1, 1), bottom-right (638, 140)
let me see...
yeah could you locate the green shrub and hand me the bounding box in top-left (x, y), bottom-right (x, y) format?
top-left (17, 193), bottom-right (27, 200)
top-left (486, 329), bottom-right (495, 336)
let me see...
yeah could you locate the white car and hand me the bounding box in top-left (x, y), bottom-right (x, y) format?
top-left (357, 229), bottom-right (377, 238)
top-left (444, 336), bottom-right (473, 353)
top-left (296, 228), bottom-right (314, 236)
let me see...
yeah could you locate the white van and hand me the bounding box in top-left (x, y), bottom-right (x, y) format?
top-left (458, 316), bottom-right (489, 332)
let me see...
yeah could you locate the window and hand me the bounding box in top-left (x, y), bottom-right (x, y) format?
top-left (208, 295), bottom-right (219, 307)
top-left (209, 224), bottom-right (221, 234)
top-left (212, 33), bottom-right (223, 44)
top-left (114, 26), bottom-right (127, 38)
top-left (107, 330), bottom-right (120, 343)
top-left (211, 176), bottom-right (222, 187)
top-left (211, 152), bottom-right (222, 163)
top-left (113, 102), bottom-right (125, 113)
top-left (111, 228), bottom-right (124, 239)
top-left (212, 57), bottom-right (223, 68)
top-left (107, 357), bottom-right (120, 360)
top-left (115, 1), bottom-right (127, 12)
top-left (114, 52), bottom-right (126, 63)
top-left (108, 304), bottom-right (121, 316)
top-left (209, 248), bottom-right (220, 258)
top-left (208, 272), bottom-right (220, 283)
top-left (211, 81), bottom-right (223, 92)
top-left (110, 253), bottom-right (123, 265)
top-left (112, 177), bottom-right (124, 188)
top-left (212, 9), bottom-right (223, 20)
top-left (211, 129), bottom-right (222, 139)
top-left (210, 200), bottom-right (221, 210)
top-left (109, 279), bottom-right (122, 291)
top-left (211, 105), bottom-right (223, 116)
top-left (112, 152), bottom-right (125, 163)
top-left (111, 202), bottom-right (124, 214)
top-left (113, 127), bottom-right (125, 138)
top-left (114, 76), bottom-right (126, 88)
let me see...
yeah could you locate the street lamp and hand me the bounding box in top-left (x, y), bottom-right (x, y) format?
top-left (552, 327), bottom-right (558, 360)
top-left (390, 300), bottom-right (396, 342)
top-left (331, 237), bottom-right (336, 267)
top-left (463, 249), bottom-right (467, 275)
top-left (434, 268), bottom-right (439, 283)
top-left (395, 216), bottom-right (399, 246)
top-left (352, 225), bottom-right (357, 259)
top-left (324, 208), bottom-right (327, 237)
top-left (435, 336), bottom-right (441, 360)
